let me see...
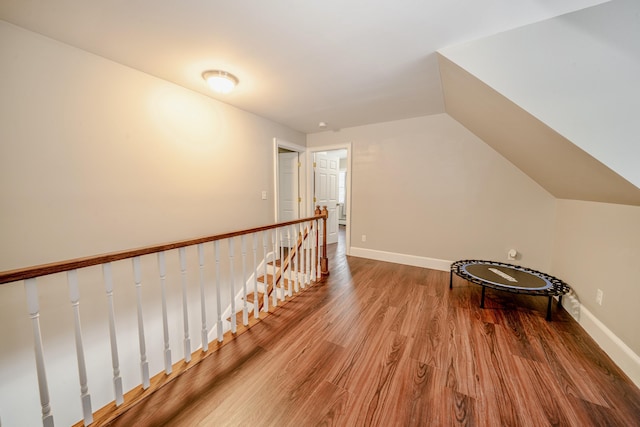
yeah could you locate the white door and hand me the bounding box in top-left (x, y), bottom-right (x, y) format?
top-left (314, 152), bottom-right (339, 245)
top-left (278, 151), bottom-right (299, 222)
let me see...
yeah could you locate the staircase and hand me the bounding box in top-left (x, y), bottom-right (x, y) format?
top-left (218, 226), bottom-right (315, 337)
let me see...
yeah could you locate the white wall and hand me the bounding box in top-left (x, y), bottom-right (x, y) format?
top-left (552, 200), bottom-right (640, 359)
top-left (308, 114), bottom-right (557, 271)
top-left (0, 21), bottom-right (304, 426)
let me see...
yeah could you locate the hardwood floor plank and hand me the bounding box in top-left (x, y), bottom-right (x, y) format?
top-left (472, 320), bottom-right (524, 426)
top-left (340, 331), bottom-right (408, 426)
top-left (443, 306), bottom-right (480, 399)
top-left (510, 355), bottom-right (579, 426)
top-left (286, 380), bottom-right (351, 426)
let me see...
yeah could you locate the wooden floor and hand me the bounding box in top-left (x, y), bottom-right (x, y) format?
top-left (107, 228), bottom-right (640, 426)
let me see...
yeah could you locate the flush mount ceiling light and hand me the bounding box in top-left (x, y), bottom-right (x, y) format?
top-left (202, 70), bottom-right (239, 94)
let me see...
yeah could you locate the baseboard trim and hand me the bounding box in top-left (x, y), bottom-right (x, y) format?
top-left (349, 247), bottom-right (451, 271)
top-left (562, 293), bottom-right (640, 388)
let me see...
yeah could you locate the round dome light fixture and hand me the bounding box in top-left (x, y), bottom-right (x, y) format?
top-left (202, 70), bottom-right (239, 94)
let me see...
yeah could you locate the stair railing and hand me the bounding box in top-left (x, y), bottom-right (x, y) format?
top-left (0, 208), bottom-right (328, 427)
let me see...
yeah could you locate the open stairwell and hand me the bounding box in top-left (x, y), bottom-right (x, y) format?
top-left (218, 225), bottom-right (316, 338)
top-left (0, 209), bottom-right (329, 427)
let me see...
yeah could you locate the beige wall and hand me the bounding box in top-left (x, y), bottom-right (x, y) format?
top-left (0, 21), bottom-right (304, 271)
top-left (0, 21), bottom-right (304, 426)
top-left (308, 114), bottom-right (557, 271)
top-left (552, 200), bottom-right (640, 355)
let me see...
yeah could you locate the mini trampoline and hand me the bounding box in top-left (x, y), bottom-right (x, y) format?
top-left (450, 260), bottom-right (571, 320)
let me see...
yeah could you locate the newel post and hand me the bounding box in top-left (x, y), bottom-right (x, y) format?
top-left (320, 206), bottom-right (329, 278)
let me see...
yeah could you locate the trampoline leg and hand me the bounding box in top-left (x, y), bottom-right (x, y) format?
top-left (480, 286), bottom-right (486, 308)
top-left (546, 296), bottom-right (552, 321)
top-left (558, 295), bottom-right (563, 307)
top-left (449, 271), bottom-right (453, 289)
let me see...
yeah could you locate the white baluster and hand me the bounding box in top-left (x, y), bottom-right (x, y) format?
top-left (241, 235), bottom-right (249, 326)
top-left (252, 232), bottom-right (259, 319)
top-left (298, 223), bottom-right (302, 288)
top-left (24, 278), bottom-right (54, 427)
top-left (301, 223), bottom-right (308, 288)
top-left (132, 257), bottom-right (150, 389)
top-left (312, 222), bottom-right (317, 281)
top-left (157, 252), bottom-right (172, 375)
top-left (228, 238), bottom-right (236, 334)
top-left (292, 224), bottom-right (299, 294)
top-left (214, 241), bottom-right (223, 342)
top-left (305, 222), bottom-right (313, 285)
top-left (178, 248), bottom-right (191, 362)
top-left (287, 226), bottom-right (293, 297)
top-left (197, 244), bottom-right (209, 352)
top-left (67, 270), bottom-right (93, 425)
top-left (262, 231), bottom-right (269, 313)
top-left (273, 230), bottom-right (279, 307)
top-left (277, 229), bottom-right (283, 302)
top-left (102, 263), bottom-right (124, 405)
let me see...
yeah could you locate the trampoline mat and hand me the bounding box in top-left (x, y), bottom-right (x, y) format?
top-left (462, 263), bottom-right (553, 291)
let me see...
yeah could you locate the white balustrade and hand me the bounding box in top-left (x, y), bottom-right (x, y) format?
top-left (102, 263), bottom-right (124, 405)
top-left (24, 278), bottom-right (54, 427)
top-left (157, 252), bottom-right (172, 375)
top-left (132, 257), bottom-right (150, 389)
top-left (4, 215), bottom-right (322, 425)
top-left (178, 248), bottom-right (191, 362)
top-left (67, 270), bottom-right (93, 425)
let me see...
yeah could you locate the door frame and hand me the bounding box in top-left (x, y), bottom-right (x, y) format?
top-left (273, 138), bottom-right (307, 222)
top-left (306, 143), bottom-right (352, 256)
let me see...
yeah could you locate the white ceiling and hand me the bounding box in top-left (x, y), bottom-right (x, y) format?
top-left (0, 0), bottom-right (607, 134)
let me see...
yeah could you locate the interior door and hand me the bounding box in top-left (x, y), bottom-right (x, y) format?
top-left (278, 151), bottom-right (299, 222)
top-left (314, 152), bottom-right (339, 245)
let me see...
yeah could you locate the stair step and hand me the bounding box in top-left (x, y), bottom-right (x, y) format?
top-left (245, 292), bottom-right (264, 304)
top-left (257, 274), bottom-right (275, 285)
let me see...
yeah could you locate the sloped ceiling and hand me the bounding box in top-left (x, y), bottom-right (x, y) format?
top-left (439, 0), bottom-right (640, 205)
top-left (0, 0), bottom-right (606, 133)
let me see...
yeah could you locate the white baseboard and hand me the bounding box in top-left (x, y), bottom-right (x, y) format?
top-left (562, 293), bottom-right (640, 388)
top-left (349, 246), bottom-right (451, 271)
top-left (349, 247), bottom-right (640, 388)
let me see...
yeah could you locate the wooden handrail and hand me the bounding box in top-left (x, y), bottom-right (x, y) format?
top-left (0, 214), bottom-right (326, 285)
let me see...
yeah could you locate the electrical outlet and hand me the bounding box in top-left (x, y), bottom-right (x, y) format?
top-left (361, 234), bottom-right (367, 242)
top-left (596, 289), bottom-right (603, 306)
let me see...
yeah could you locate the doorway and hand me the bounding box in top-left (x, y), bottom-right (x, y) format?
top-left (307, 145), bottom-right (351, 256)
top-left (273, 139), bottom-right (351, 256)
top-left (273, 138), bottom-right (306, 222)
